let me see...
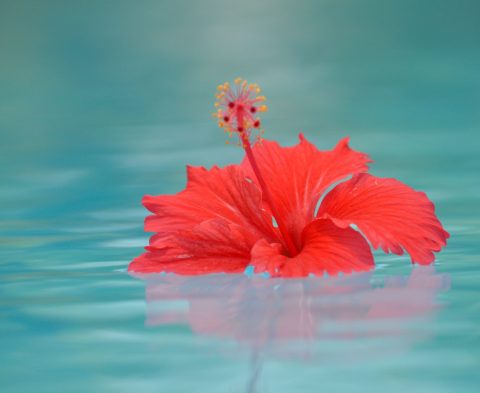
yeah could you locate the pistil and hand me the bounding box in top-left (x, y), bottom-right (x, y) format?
top-left (214, 78), bottom-right (299, 257)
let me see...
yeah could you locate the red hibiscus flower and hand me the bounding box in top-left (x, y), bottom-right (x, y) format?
top-left (129, 79), bottom-right (449, 277)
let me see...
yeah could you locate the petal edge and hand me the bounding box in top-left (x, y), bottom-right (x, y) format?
top-left (318, 173), bottom-right (449, 264)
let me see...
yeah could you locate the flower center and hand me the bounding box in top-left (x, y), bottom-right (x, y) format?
top-left (214, 78), bottom-right (299, 257)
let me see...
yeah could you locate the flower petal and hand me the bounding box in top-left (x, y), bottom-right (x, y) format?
top-left (242, 135), bottom-right (371, 250)
top-left (250, 218), bottom-right (374, 277)
top-left (129, 165), bottom-right (279, 274)
top-left (317, 173), bottom-right (449, 264)
top-left (143, 165), bottom-right (278, 245)
top-left (129, 219), bottom-right (252, 274)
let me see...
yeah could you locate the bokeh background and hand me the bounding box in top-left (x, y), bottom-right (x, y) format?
top-left (1, 1), bottom-right (479, 392)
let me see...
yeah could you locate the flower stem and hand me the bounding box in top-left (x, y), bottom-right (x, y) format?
top-left (241, 133), bottom-right (299, 257)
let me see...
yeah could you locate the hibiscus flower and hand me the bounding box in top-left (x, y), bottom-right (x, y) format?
top-left (129, 79), bottom-right (448, 277)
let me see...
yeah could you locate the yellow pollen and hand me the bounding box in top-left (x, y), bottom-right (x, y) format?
top-left (213, 78), bottom-right (268, 145)
top-left (258, 105), bottom-right (268, 112)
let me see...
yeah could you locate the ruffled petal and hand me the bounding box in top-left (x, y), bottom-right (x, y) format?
top-left (317, 173), bottom-right (449, 264)
top-left (143, 165), bottom-right (278, 246)
top-left (242, 134), bottom-right (371, 250)
top-left (250, 218), bottom-right (374, 277)
top-left (129, 165), bottom-right (279, 274)
top-left (129, 219), bottom-right (253, 274)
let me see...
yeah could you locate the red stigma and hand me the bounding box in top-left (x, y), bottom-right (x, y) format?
top-left (237, 126), bottom-right (244, 132)
top-left (253, 120), bottom-right (260, 128)
top-left (250, 107), bottom-right (257, 113)
top-left (223, 116), bottom-right (230, 122)
top-left (228, 102), bottom-right (235, 109)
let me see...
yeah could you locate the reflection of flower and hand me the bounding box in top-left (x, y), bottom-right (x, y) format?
top-left (129, 79), bottom-right (448, 277)
top-left (144, 266), bottom-right (450, 350)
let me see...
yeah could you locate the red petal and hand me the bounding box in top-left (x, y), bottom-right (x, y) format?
top-left (129, 165), bottom-right (279, 274)
top-left (318, 173), bottom-right (449, 264)
top-left (143, 165), bottom-right (277, 246)
top-left (129, 219), bottom-right (251, 275)
top-left (250, 218), bottom-right (374, 277)
top-left (242, 135), bottom-right (371, 250)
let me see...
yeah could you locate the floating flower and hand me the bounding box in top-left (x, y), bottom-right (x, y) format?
top-left (129, 79), bottom-right (449, 277)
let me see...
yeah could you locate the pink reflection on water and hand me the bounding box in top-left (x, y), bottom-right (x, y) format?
top-left (143, 266), bottom-right (449, 350)
top-left (141, 266), bottom-right (449, 391)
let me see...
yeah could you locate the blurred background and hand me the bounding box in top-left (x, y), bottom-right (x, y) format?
top-left (1, 0), bottom-right (479, 216)
top-left (1, 1), bottom-right (479, 392)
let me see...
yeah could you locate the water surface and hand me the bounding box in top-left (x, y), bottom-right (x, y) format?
top-left (1, 1), bottom-right (479, 392)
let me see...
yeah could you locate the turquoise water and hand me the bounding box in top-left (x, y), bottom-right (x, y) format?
top-left (1, 1), bottom-right (479, 392)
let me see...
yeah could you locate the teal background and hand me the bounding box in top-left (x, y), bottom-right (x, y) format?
top-left (1, 1), bottom-right (479, 392)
